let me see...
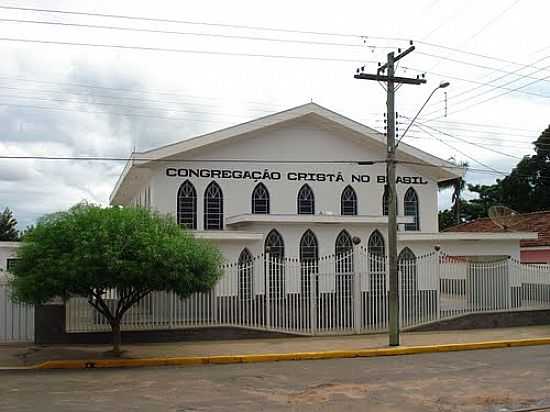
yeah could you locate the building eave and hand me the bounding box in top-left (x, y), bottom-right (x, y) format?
top-left (192, 230), bottom-right (264, 241)
top-left (398, 232), bottom-right (538, 242)
top-left (226, 214), bottom-right (414, 226)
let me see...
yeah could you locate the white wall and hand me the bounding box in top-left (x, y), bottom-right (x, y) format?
top-left (0, 242), bottom-right (19, 275)
top-left (149, 118), bottom-right (439, 234)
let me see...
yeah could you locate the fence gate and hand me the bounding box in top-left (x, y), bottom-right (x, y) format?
top-left (0, 277), bottom-right (34, 343)
top-left (65, 251), bottom-right (550, 336)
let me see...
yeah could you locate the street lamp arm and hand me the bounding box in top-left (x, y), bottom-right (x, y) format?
top-left (395, 81), bottom-right (449, 148)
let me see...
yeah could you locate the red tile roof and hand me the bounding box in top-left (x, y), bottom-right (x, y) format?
top-left (444, 210), bottom-right (550, 248)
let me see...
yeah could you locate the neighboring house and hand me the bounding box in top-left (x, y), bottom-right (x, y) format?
top-left (445, 211), bottom-right (550, 264)
top-left (110, 102), bottom-right (535, 264)
top-left (0, 241), bottom-right (19, 276)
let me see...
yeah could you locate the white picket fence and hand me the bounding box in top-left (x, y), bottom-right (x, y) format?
top-left (65, 250), bottom-right (550, 336)
top-left (0, 277), bottom-right (34, 343)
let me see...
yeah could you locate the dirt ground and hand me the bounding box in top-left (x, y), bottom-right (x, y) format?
top-left (2, 345), bottom-right (550, 411)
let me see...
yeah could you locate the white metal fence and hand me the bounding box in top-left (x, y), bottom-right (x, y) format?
top-left (0, 277), bottom-right (34, 343)
top-left (65, 250), bottom-right (550, 335)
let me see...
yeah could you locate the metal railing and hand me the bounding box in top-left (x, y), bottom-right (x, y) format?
top-left (0, 277), bottom-right (34, 343)
top-left (65, 250), bottom-right (550, 335)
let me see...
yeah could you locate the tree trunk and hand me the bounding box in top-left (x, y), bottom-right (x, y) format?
top-left (111, 321), bottom-right (122, 356)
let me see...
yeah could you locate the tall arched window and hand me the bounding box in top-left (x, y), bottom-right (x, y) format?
top-left (368, 230), bottom-right (386, 294)
top-left (204, 181), bottom-right (223, 230)
top-left (300, 230), bottom-right (318, 298)
top-left (335, 230), bottom-right (353, 274)
top-left (398, 247), bottom-right (417, 294)
top-left (404, 187), bottom-right (419, 231)
top-left (382, 185), bottom-right (397, 216)
top-left (265, 229), bottom-right (285, 299)
top-left (238, 248), bottom-right (253, 301)
top-left (335, 230), bottom-right (354, 307)
top-left (177, 180), bottom-right (196, 229)
top-left (297, 184), bottom-right (315, 215)
top-left (341, 185), bottom-right (357, 216)
top-left (252, 183), bottom-right (270, 214)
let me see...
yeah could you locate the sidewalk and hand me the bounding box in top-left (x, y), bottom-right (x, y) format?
top-left (1, 325), bottom-right (549, 368)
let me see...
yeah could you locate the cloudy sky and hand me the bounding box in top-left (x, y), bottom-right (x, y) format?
top-left (0, 0), bottom-right (548, 229)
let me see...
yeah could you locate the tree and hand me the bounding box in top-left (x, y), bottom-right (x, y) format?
top-left (438, 161), bottom-right (469, 226)
top-left (0, 207), bottom-right (18, 241)
top-left (467, 125), bottom-right (550, 214)
top-left (9, 203), bottom-right (223, 354)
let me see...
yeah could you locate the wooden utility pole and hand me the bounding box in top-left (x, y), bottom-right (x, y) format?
top-left (354, 45), bottom-right (426, 346)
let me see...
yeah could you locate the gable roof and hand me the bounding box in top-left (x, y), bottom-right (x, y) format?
top-left (110, 102), bottom-right (462, 204)
top-left (445, 210), bottom-right (550, 248)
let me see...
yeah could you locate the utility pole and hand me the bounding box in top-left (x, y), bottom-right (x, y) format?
top-left (354, 44), bottom-right (426, 346)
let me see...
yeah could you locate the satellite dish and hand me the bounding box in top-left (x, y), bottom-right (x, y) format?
top-left (488, 206), bottom-right (524, 231)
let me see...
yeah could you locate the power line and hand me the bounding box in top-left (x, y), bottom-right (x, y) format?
top-left (410, 123), bottom-right (508, 173)
top-left (0, 4), bottom-right (376, 39)
top-left (3, 2), bottom-right (546, 79)
top-left (0, 92), bottom-right (266, 120)
top-left (418, 55), bottom-right (550, 117)
top-left (0, 101), bottom-right (239, 123)
top-left (0, 75), bottom-right (283, 109)
top-left (418, 118), bottom-right (540, 133)
top-left (0, 37), bottom-right (377, 64)
top-left (416, 51), bottom-right (550, 84)
top-left (402, 64), bottom-right (550, 100)
top-left (0, 84), bottom-right (280, 114)
top-left (426, 66), bottom-right (550, 120)
top-left (409, 119), bottom-right (523, 159)
top-left (0, 17), bottom-right (375, 49)
top-left (460, 0), bottom-right (521, 44)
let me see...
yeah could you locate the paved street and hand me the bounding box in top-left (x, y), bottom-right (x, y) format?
top-left (2, 346), bottom-right (550, 412)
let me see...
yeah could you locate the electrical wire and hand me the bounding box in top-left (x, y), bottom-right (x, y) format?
top-left (0, 17), bottom-right (374, 49)
top-left (0, 37), bottom-right (377, 64)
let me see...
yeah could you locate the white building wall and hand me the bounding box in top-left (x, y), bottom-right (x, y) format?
top-left (145, 119), bottom-right (439, 260)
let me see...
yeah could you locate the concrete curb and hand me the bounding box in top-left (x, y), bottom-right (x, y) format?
top-left (24, 336), bottom-right (550, 370)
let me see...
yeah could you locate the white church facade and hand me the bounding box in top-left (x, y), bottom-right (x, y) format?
top-left (110, 103), bottom-right (533, 263)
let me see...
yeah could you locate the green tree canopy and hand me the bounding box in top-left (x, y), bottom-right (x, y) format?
top-left (470, 125), bottom-right (550, 214)
top-left (10, 203), bottom-right (223, 354)
top-left (0, 207), bottom-right (18, 241)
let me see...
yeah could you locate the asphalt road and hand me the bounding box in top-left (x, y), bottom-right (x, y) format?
top-left (2, 346), bottom-right (550, 412)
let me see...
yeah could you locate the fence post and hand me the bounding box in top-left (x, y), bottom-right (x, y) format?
top-left (436, 251), bottom-right (441, 320)
top-left (310, 262), bottom-right (317, 336)
top-left (265, 252), bottom-right (271, 330)
top-left (353, 247), bottom-right (361, 334)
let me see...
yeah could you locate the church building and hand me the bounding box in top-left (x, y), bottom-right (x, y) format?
top-left (110, 102), bottom-right (532, 263)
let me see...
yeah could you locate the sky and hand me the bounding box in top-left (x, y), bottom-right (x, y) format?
top-left (0, 0), bottom-right (549, 229)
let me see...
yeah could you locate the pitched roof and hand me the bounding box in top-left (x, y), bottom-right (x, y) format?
top-left (445, 210), bottom-right (550, 247)
top-left (110, 102), bottom-right (462, 204)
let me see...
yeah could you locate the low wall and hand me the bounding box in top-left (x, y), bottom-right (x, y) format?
top-left (408, 309), bottom-right (550, 332)
top-left (35, 304), bottom-right (298, 345)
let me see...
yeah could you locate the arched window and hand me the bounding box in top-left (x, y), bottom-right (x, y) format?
top-left (335, 230), bottom-right (353, 274)
top-left (398, 247), bottom-right (417, 294)
top-left (238, 248), bottom-right (253, 301)
top-left (335, 230), bottom-right (354, 306)
top-left (264, 229), bottom-right (284, 258)
top-left (404, 187), bottom-right (419, 231)
top-left (341, 185), bottom-right (357, 216)
top-left (265, 229), bottom-right (285, 299)
top-left (252, 183), bottom-right (270, 214)
top-left (368, 230), bottom-right (386, 294)
top-left (177, 180), bottom-right (196, 229)
top-left (204, 181), bottom-right (223, 230)
top-left (297, 184), bottom-right (315, 215)
top-left (382, 185), bottom-right (397, 216)
top-left (300, 230), bottom-right (318, 298)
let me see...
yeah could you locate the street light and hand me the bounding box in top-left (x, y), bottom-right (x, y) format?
top-left (396, 81), bottom-right (450, 147)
